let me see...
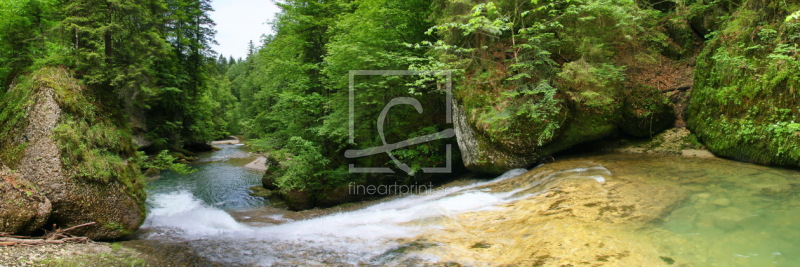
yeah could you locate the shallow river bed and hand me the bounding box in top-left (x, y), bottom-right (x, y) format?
top-left (133, 145), bottom-right (800, 266)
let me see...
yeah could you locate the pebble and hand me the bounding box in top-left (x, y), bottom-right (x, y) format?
top-left (713, 198), bottom-right (731, 207)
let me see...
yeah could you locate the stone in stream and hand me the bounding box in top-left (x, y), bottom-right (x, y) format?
top-left (712, 198), bottom-right (731, 207)
top-left (245, 156), bottom-right (268, 172)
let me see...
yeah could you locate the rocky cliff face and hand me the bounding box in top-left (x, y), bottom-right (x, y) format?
top-left (0, 67), bottom-right (146, 239)
top-left (688, 1), bottom-right (800, 167)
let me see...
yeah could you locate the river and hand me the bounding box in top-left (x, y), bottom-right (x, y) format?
top-left (130, 143), bottom-right (800, 266)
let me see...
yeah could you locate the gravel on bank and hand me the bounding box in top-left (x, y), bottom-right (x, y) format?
top-left (0, 242), bottom-right (144, 266)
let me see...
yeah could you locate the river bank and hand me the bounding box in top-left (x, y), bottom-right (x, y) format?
top-left (0, 242), bottom-right (145, 266)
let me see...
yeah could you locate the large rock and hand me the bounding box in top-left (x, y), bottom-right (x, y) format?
top-left (453, 62), bottom-right (676, 175)
top-left (0, 166), bottom-right (51, 235)
top-left (453, 101), bottom-right (535, 174)
top-left (447, 1), bottom-right (687, 175)
top-left (688, 3), bottom-right (800, 167)
top-left (0, 67), bottom-right (146, 240)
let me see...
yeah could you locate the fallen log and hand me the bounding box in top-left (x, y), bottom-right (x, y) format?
top-left (0, 222), bottom-right (96, 247)
top-left (0, 236), bottom-right (90, 246)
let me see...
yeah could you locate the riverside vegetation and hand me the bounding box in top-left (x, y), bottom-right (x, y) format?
top-left (1, 0), bottom-right (799, 249)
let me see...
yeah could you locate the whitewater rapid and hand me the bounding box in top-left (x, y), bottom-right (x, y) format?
top-left (139, 165), bottom-right (611, 265)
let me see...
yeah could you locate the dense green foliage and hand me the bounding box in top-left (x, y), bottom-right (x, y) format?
top-left (134, 150), bottom-right (195, 175)
top-left (0, 0), bottom-right (233, 154)
top-left (232, 0), bottom-right (692, 195)
top-left (2, 0), bottom-right (798, 210)
top-left (236, 0), bottom-right (455, 199)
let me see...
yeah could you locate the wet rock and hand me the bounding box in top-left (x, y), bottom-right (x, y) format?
top-left (143, 168), bottom-right (160, 178)
top-left (315, 185), bottom-right (358, 207)
top-left (0, 166), bottom-right (51, 235)
top-left (452, 101), bottom-right (535, 174)
top-left (452, 62), bottom-right (676, 175)
top-left (210, 136), bottom-right (240, 145)
top-left (244, 156), bottom-right (267, 172)
top-left (413, 170), bottom-right (686, 265)
top-left (681, 149), bottom-right (715, 158)
top-left (248, 186), bottom-right (275, 199)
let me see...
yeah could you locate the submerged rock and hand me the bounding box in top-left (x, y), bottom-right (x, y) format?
top-left (712, 198), bottom-right (731, 207)
top-left (409, 159), bottom-right (686, 265)
top-left (0, 67), bottom-right (145, 240)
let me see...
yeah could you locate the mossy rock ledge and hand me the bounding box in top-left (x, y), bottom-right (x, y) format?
top-left (453, 77), bottom-right (675, 175)
top-left (0, 67), bottom-right (146, 239)
top-left (687, 1), bottom-right (800, 167)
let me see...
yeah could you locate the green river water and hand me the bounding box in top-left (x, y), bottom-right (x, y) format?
top-left (134, 144), bottom-right (800, 266)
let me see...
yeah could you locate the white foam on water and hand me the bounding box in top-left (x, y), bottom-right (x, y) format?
top-left (142, 166), bottom-right (610, 238)
top-left (141, 166), bottom-right (612, 264)
top-left (143, 190), bottom-right (250, 236)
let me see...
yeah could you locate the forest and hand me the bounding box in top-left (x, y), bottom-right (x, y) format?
top-left (2, 0), bottom-right (800, 265)
top-left (3, 0), bottom-right (800, 214)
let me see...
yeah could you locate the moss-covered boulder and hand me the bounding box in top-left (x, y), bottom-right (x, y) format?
top-left (0, 67), bottom-right (146, 240)
top-left (0, 165), bottom-right (51, 235)
top-left (448, 1), bottom-right (683, 174)
top-left (453, 100), bottom-right (536, 174)
top-left (688, 1), bottom-right (800, 167)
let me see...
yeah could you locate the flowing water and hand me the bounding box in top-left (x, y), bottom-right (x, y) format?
top-left (134, 144), bottom-right (800, 266)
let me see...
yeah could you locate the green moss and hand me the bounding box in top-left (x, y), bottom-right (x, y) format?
top-left (0, 74), bottom-right (34, 168)
top-left (101, 221), bottom-right (132, 236)
top-left (688, 1), bottom-right (800, 167)
top-left (52, 111), bottom-right (145, 203)
top-left (620, 85), bottom-right (675, 137)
